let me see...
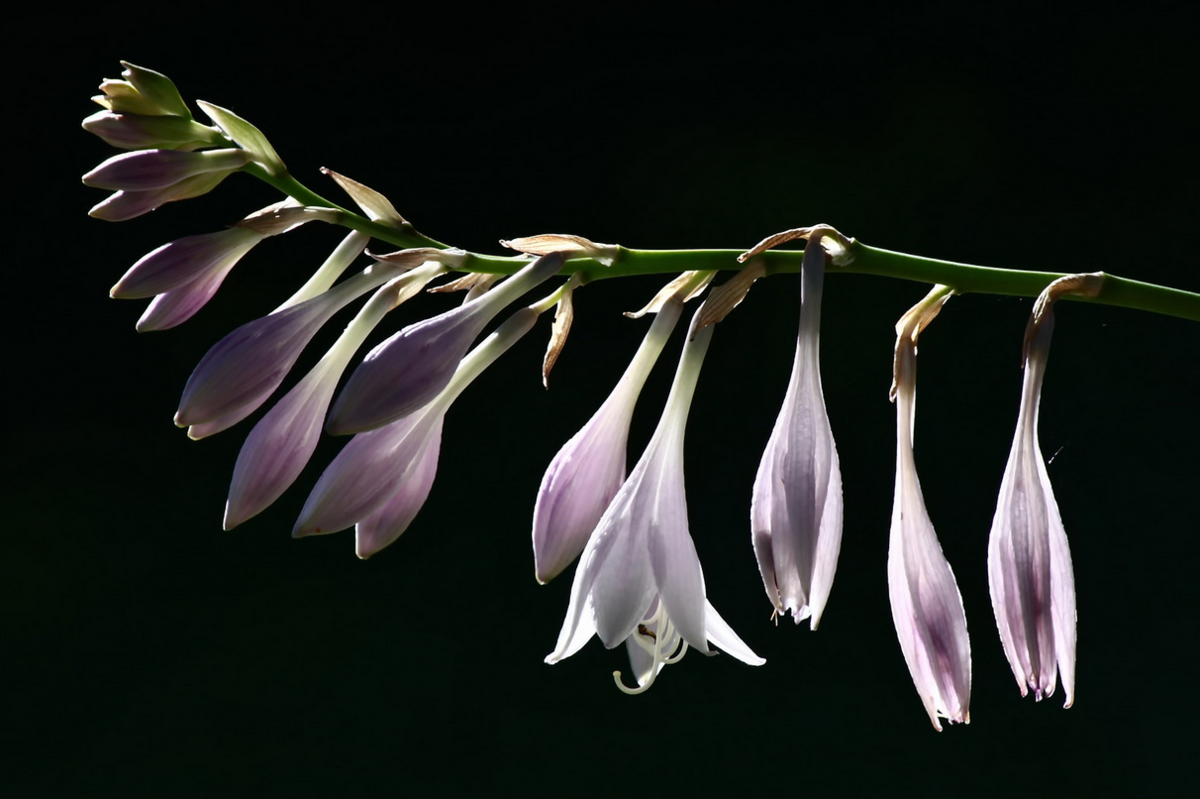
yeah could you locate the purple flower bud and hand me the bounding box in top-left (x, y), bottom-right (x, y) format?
top-left (89, 171), bottom-right (232, 223)
top-left (532, 299), bottom-right (682, 584)
top-left (354, 418), bottom-right (443, 558)
top-left (135, 253), bottom-right (242, 332)
top-left (295, 308), bottom-right (539, 541)
top-left (222, 267), bottom-right (443, 529)
top-left (888, 332), bottom-right (971, 731)
top-left (113, 227), bottom-right (265, 299)
top-left (83, 148), bottom-right (249, 191)
top-left (988, 305), bottom-right (1076, 707)
top-left (752, 236), bottom-right (843, 628)
top-left (547, 308), bottom-right (764, 693)
top-left (82, 109), bottom-right (221, 151)
top-left (326, 253), bottom-right (563, 435)
top-left (175, 266), bottom-right (400, 433)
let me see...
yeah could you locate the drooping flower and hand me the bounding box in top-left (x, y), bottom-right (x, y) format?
top-left (326, 253), bottom-right (564, 435)
top-left (223, 264), bottom-right (445, 530)
top-left (83, 148), bottom-right (250, 192)
top-left (546, 309), bottom-right (764, 693)
top-left (888, 288), bottom-right (971, 731)
top-left (532, 298), bottom-right (683, 584)
top-left (987, 275), bottom-right (1098, 708)
top-left (293, 308), bottom-right (540, 544)
top-left (751, 231), bottom-right (843, 628)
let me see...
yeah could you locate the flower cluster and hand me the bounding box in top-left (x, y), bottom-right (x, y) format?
top-left (83, 62), bottom-right (1103, 723)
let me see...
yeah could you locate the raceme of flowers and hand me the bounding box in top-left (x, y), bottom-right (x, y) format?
top-left (82, 62), bottom-right (1097, 728)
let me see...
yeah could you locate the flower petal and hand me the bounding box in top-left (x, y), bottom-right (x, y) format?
top-left (354, 416), bottom-right (443, 558)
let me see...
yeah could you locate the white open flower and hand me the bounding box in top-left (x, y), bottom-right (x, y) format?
top-left (546, 308), bottom-right (764, 693)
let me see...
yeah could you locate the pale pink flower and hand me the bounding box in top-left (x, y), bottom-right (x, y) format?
top-left (888, 315), bottom-right (971, 731)
top-left (988, 300), bottom-right (1076, 707)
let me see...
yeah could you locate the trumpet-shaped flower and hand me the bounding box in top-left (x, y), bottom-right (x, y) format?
top-left (889, 319), bottom-right (971, 731)
top-left (176, 264), bottom-right (402, 436)
top-left (294, 308), bottom-right (539, 542)
top-left (223, 265), bottom-right (444, 529)
top-left (546, 312), bottom-right (764, 693)
top-left (327, 253), bottom-right (563, 435)
top-left (751, 234), bottom-right (843, 628)
top-left (988, 301), bottom-right (1077, 707)
top-left (532, 298), bottom-right (683, 584)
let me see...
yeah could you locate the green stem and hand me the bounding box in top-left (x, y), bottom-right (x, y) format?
top-left (248, 166), bottom-right (1200, 323)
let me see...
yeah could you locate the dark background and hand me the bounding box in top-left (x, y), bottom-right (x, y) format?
top-left (9, 7), bottom-right (1198, 796)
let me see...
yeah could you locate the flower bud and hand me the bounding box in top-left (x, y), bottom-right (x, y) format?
top-left (82, 109), bottom-right (222, 151)
top-left (83, 148), bottom-right (250, 192)
top-left (326, 253), bottom-right (563, 435)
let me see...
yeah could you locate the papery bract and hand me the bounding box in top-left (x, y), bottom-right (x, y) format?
top-left (751, 234), bottom-right (843, 628)
top-left (327, 253), bottom-right (563, 435)
top-left (546, 314), bottom-right (764, 693)
top-left (888, 332), bottom-right (971, 731)
top-left (988, 306), bottom-right (1077, 707)
top-left (532, 298), bottom-right (683, 584)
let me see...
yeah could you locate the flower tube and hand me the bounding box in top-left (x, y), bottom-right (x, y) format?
top-left (751, 232), bottom-right (843, 628)
top-left (888, 287), bottom-right (971, 731)
top-left (223, 264), bottom-right (445, 529)
top-left (532, 298), bottom-right (683, 584)
top-left (176, 263), bottom-right (405, 435)
top-left (987, 274), bottom-right (1098, 707)
top-left (546, 307), bottom-right (764, 693)
top-left (326, 253), bottom-right (564, 435)
top-left (294, 307), bottom-right (540, 540)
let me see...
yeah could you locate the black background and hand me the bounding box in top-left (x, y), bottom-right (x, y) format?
top-left (9, 6), bottom-right (1199, 796)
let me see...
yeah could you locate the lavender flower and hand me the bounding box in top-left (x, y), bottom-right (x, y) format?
top-left (112, 227), bottom-right (266, 300)
top-left (532, 298), bottom-right (683, 584)
top-left (546, 309), bottom-right (764, 693)
top-left (751, 232), bottom-right (843, 628)
top-left (176, 264), bottom-right (403, 436)
top-left (987, 278), bottom-right (1091, 708)
top-left (83, 148), bottom-right (250, 192)
top-left (293, 308), bottom-right (540, 542)
top-left (223, 264), bottom-right (445, 529)
top-left (888, 300), bottom-right (971, 731)
top-left (326, 253), bottom-right (564, 435)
